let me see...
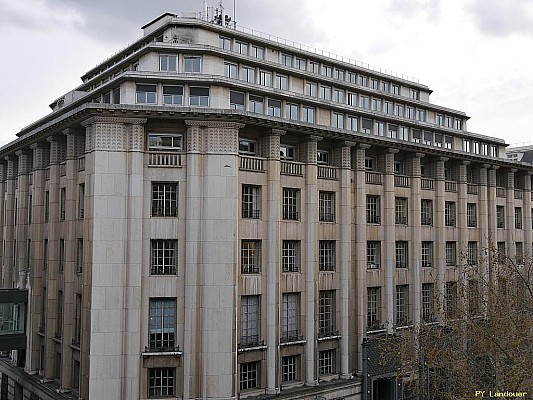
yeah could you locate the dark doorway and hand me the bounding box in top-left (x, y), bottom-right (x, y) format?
top-left (373, 377), bottom-right (396, 400)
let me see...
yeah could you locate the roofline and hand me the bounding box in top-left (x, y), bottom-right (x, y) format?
top-left (141, 12), bottom-right (177, 30)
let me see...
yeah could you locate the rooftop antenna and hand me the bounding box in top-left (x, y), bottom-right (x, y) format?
top-left (212, 1), bottom-right (236, 28)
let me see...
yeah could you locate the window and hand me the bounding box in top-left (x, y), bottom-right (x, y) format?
top-left (301, 106), bottom-right (315, 123)
top-left (163, 85), bottom-right (183, 105)
top-left (281, 53), bottom-right (292, 67)
top-left (392, 84), bottom-right (400, 95)
top-left (388, 124), bottom-right (398, 139)
top-left (235, 41), bottom-right (248, 55)
top-left (319, 349), bottom-right (335, 375)
top-left (496, 206), bottom-right (505, 228)
top-left (515, 207), bottom-right (523, 229)
top-left (308, 61), bottom-right (319, 74)
top-left (317, 150), bottom-right (329, 165)
top-left (241, 240), bottom-right (261, 274)
top-left (319, 191), bottom-right (335, 222)
top-left (367, 241), bottom-right (381, 269)
top-left (150, 240), bottom-right (177, 275)
top-left (396, 285), bottom-right (409, 326)
top-left (516, 242), bottom-right (524, 264)
top-left (248, 95), bottom-right (264, 114)
top-left (395, 197), bottom-right (408, 225)
top-left (281, 293), bottom-right (300, 341)
top-left (241, 65), bottom-right (255, 83)
top-left (332, 112), bottom-right (344, 128)
top-left (446, 282), bottom-right (458, 319)
top-left (497, 242), bottom-right (506, 263)
top-left (78, 184), bottom-right (85, 219)
top-left (295, 58), bottom-right (306, 70)
top-left (27, 195), bottom-right (32, 224)
top-left (347, 115), bottom-right (358, 131)
top-left (148, 133), bottom-right (183, 151)
top-left (455, 118), bottom-right (463, 130)
top-left (361, 118), bottom-right (372, 134)
top-left (230, 90), bottom-right (245, 110)
top-left (184, 56), bottom-right (201, 72)
top-left (159, 54), bottom-right (176, 71)
top-left (240, 295), bottom-right (260, 346)
top-left (467, 203), bottom-right (477, 227)
top-left (73, 293), bottom-right (81, 346)
top-left (383, 101), bottom-right (393, 115)
top-left (359, 75), bottom-right (368, 86)
top-left (56, 290), bottom-right (63, 338)
top-left (148, 368), bottom-right (175, 397)
top-left (347, 92), bottom-right (357, 106)
top-left (395, 104), bottom-right (405, 117)
top-left (44, 191), bottom-right (49, 222)
top-left (59, 239), bottom-right (65, 272)
top-left (224, 61), bottom-right (238, 78)
top-left (285, 103), bottom-right (299, 120)
top-left (468, 241), bottom-right (478, 265)
top-left (76, 239), bottom-right (83, 274)
top-left (282, 241), bottom-right (300, 273)
top-left (136, 84), bottom-right (156, 104)
top-left (280, 144), bottom-right (294, 160)
top-left (367, 287), bottom-right (381, 330)
top-left (446, 241), bottom-right (456, 266)
top-left (60, 188), bottom-right (66, 221)
top-left (149, 299), bottom-right (176, 350)
top-left (259, 70), bottom-right (272, 87)
top-left (422, 241), bottom-right (433, 267)
top-left (240, 362), bottom-right (259, 390)
top-left (239, 140), bottom-right (256, 156)
top-left (282, 188), bottom-right (300, 220)
top-left (416, 109), bottom-right (426, 122)
top-left (371, 78), bottom-right (379, 89)
top-left (322, 65), bottom-right (332, 77)
top-left (189, 86), bottom-right (209, 106)
top-left (319, 241), bottom-right (335, 272)
top-left (372, 98), bottom-right (382, 112)
top-left (399, 126), bottom-right (409, 141)
top-left (319, 85), bottom-right (332, 100)
top-left (411, 88), bottom-right (420, 100)
top-left (72, 359), bottom-right (80, 390)
top-left (375, 121), bottom-right (384, 136)
top-left (276, 73), bottom-right (289, 89)
top-left (251, 44), bottom-right (264, 59)
top-left (267, 98), bottom-right (281, 117)
top-left (359, 95), bottom-right (370, 109)
top-left (422, 283), bottom-right (435, 322)
top-left (219, 36), bottom-right (231, 50)
top-left (282, 356), bottom-right (299, 382)
top-left (333, 88), bottom-right (344, 103)
top-left (444, 201), bottom-right (456, 227)
top-left (395, 241), bottom-right (408, 268)
top-left (305, 81), bottom-right (317, 97)
top-left (366, 195), bottom-right (381, 224)
top-left (445, 135), bottom-right (453, 149)
top-left (242, 185), bottom-right (260, 219)
top-left (318, 290), bottom-right (336, 337)
top-left (421, 199), bottom-right (433, 226)
top-left (43, 239), bottom-right (48, 270)
top-left (151, 183), bottom-right (178, 217)
top-left (468, 280), bottom-right (480, 316)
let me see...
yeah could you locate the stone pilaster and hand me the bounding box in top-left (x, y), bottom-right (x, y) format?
top-left (506, 169), bottom-right (517, 261)
top-left (524, 173), bottom-right (532, 259)
top-left (457, 161), bottom-right (470, 317)
top-left (383, 149), bottom-right (397, 333)
top-left (432, 157), bottom-right (447, 326)
top-left (410, 154), bottom-right (424, 319)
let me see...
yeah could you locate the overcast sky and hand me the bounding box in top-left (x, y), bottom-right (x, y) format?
top-left (1, 0), bottom-right (533, 147)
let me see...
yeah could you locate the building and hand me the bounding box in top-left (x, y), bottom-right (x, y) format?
top-left (1, 11), bottom-right (532, 400)
top-left (506, 142), bottom-right (533, 163)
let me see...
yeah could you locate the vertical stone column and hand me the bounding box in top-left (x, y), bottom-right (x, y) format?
top-left (336, 142), bottom-right (355, 379)
top-left (478, 165), bottom-right (489, 298)
top-left (433, 157), bottom-right (447, 325)
top-left (183, 120), bottom-right (243, 399)
top-left (3, 156), bottom-right (17, 288)
top-left (410, 154), bottom-right (424, 319)
top-left (457, 161), bottom-right (469, 315)
top-left (15, 150), bottom-right (32, 289)
top-left (261, 129), bottom-right (283, 395)
top-left (0, 163), bottom-right (6, 288)
top-left (383, 149), bottom-right (397, 332)
top-left (506, 169), bottom-right (517, 261)
top-left (523, 173), bottom-right (532, 258)
top-left (354, 144), bottom-right (369, 374)
top-left (82, 117), bottom-right (146, 400)
top-left (486, 166), bottom-right (498, 314)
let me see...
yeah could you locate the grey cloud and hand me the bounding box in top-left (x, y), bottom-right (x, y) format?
top-left (466, 0), bottom-right (533, 37)
top-left (386, 0), bottom-right (441, 20)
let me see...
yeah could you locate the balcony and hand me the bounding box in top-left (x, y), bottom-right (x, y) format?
top-left (318, 325), bottom-right (340, 340)
top-left (148, 152), bottom-right (182, 167)
top-left (514, 189), bottom-right (523, 199)
top-left (496, 187), bottom-right (506, 198)
top-left (281, 161), bottom-right (303, 176)
top-left (394, 175), bottom-right (410, 188)
top-left (467, 183), bottom-right (478, 195)
top-left (445, 181), bottom-right (457, 192)
top-left (317, 165), bottom-right (337, 180)
top-left (280, 330), bottom-right (304, 344)
top-left (0, 289), bottom-right (28, 351)
top-left (421, 178), bottom-right (434, 190)
top-left (240, 156), bottom-right (264, 172)
top-left (366, 171), bottom-right (382, 185)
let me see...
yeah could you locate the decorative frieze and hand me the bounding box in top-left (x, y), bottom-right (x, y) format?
top-left (81, 117), bottom-right (147, 152)
top-left (15, 150), bottom-right (32, 175)
top-left (355, 144), bottom-right (370, 171)
top-left (185, 120), bottom-right (244, 153)
top-left (260, 129), bottom-right (285, 159)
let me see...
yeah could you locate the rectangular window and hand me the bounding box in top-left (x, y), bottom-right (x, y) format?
top-left (367, 287), bottom-right (381, 330)
top-left (149, 299), bottom-right (176, 350)
top-left (319, 350), bottom-right (335, 375)
top-left (148, 133), bottom-right (183, 151)
top-left (361, 118), bottom-right (372, 134)
top-left (308, 61), bottom-right (319, 74)
top-left (282, 188), bottom-right (300, 220)
top-left (281, 53), bottom-right (292, 67)
top-left (230, 90), bottom-right (245, 110)
top-left (516, 242), bottom-right (524, 264)
top-left (395, 197), bottom-right (408, 225)
top-left (189, 86), bottom-right (209, 106)
top-left (241, 240), bottom-right (261, 274)
top-left (136, 84), bottom-right (156, 104)
top-left (301, 106), bottom-right (315, 123)
top-left (319, 85), bottom-right (332, 100)
top-left (282, 356), bottom-right (299, 382)
top-left (242, 185), bottom-right (260, 219)
top-left (496, 205), bottom-right (505, 228)
top-left (347, 115), bottom-right (358, 131)
top-left (59, 188), bottom-right (66, 221)
top-left (371, 78), bottom-right (379, 89)
top-left (318, 290), bottom-right (336, 337)
top-left (27, 195), bottom-right (32, 224)
top-left (421, 199), bottom-right (433, 226)
top-left (73, 293), bottom-right (82, 346)
top-left (372, 98), bottom-right (382, 112)
top-left (395, 104), bottom-right (405, 117)
top-left (240, 295), bottom-right (260, 347)
top-left (78, 184), bottom-right (85, 219)
top-left (159, 54), bottom-right (176, 71)
top-left (235, 41), bottom-right (248, 55)
top-left (395, 241), bottom-right (408, 268)
top-left (150, 240), bottom-right (177, 275)
top-left (468, 241), bottom-right (478, 265)
top-left (334, 69), bottom-right (345, 80)
top-left (359, 95), bottom-right (370, 109)
top-left (219, 36), bottom-right (231, 50)
top-left (285, 103), bottom-right (299, 120)
top-left (305, 81), bottom-right (317, 97)
top-left (333, 88), bottom-right (345, 103)
top-left (319, 191), bottom-right (335, 222)
top-left (497, 242), bottom-right (506, 263)
top-left (267, 98), bottom-right (281, 117)
top-left (44, 191), bottom-right (49, 222)
top-left (151, 183), bottom-right (178, 217)
top-left (240, 362), bottom-right (259, 390)
top-left (248, 95), bottom-right (264, 114)
top-left (446, 241), bottom-right (456, 266)
top-left (446, 282), bottom-right (458, 319)
top-left (319, 240), bottom-right (335, 272)
top-left (163, 85), bottom-right (183, 105)
top-left (259, 70), bottom-right (272, 87)
top-left (396, 285), bottom-right (409, 326)
top-left (282, 241), bottom-right (300, 273)
top-left (184, 56), bottom-right (201, 72)
top-left (332, 112), bottom-right (344, 128)
top-left (251, 45), bottom-right (264, 59)
top-left (367, 241), bottom-right (381, 269)
top-left (148, 368), bottom-right (175, 397)
top-left (445, 201), bottom-right (456, 227)
top-left (56, 290), bottom-right (63, 338)
top-left (224, 61), bottom-right (238, 79)
top-left (76, 239), bottom-right (83, 274)
top-left (515, 207), bottom-right (523, 229)
top-left (281, 293), bottom-right (300, 341)
top-left (276, 74), bottom-right (289, 90)
top-left (59, 239), bottom-right (65, 272)
top-left (295, 58), bottom-right (306, 70)
top-left (366, 195), bottom-right (381, 224)
top-left (422, 283), bottom-right (435, 322)
top-left (43, 239), bottom-right (48, 270)
top-left (241, 65), bottom-right (255, 83)
top-left (240, 138), bottom-right (257, 155)
top-left (280, 144), bottom-right (294, 160)
top-left (467, 203), bottom-right (477, 227)
top-left (422, 241), bottom-right (433, 267)
top-left (322, 65), bottom-right (332, 77)
top-left (468, 280), bottom-right (480, 316)
top-left (383, 101), bottom-right (393, 114)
